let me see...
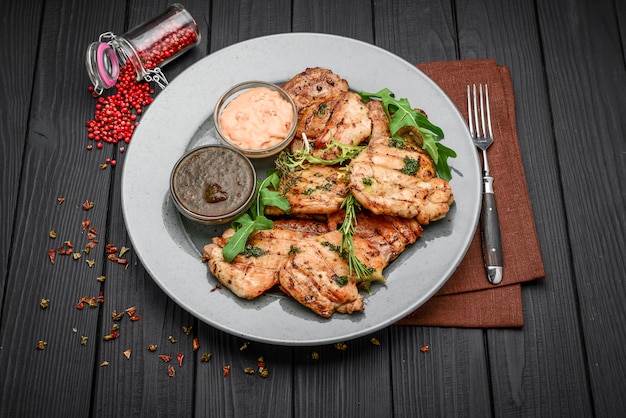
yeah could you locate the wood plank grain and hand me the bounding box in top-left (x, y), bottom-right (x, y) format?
top-left (0, 0), bottom-right (43, 309)
top-left (535, 0), bottom-right (626, 415)
top-left (0, 0), bottom-right (125, 416)
top-left (456, 0), bottom-right (595, 416)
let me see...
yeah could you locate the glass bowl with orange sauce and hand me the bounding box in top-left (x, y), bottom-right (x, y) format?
top-left (213, 81), bottom-right (298, 159)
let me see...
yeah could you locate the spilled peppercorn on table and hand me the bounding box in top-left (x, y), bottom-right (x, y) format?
top-left (1, 0), bottom-right (625, 416)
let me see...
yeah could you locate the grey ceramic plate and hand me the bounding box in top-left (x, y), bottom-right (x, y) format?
top-left (121, 33), bottom-right (481, 346)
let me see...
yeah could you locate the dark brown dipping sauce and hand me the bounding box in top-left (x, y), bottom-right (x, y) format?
top-left (172, 146), bottom-right (255, 218)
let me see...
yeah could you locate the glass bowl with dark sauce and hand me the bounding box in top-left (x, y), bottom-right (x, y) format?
top-left (170, 144), bottom-right (256, 224)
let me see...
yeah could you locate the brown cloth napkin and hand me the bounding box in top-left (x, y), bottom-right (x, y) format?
top-left (396, 59), bottom-right (545, 328)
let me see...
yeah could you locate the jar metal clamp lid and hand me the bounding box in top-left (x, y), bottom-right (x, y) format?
top-left (85, 3), bottom-right (201, 95)
top-left (86, 32), bottom-right (169, 95)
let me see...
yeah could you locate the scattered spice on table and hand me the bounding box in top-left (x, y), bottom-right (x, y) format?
top-left (370, 337), bottom-right (381, 346)
top-left (167, 365), bottom-right (176, 377)
top-left (192, 338), bottom-right (200, 352)
top-left (334, 342), bottom-right (348, 351)
top-left (148, 344), bottom-right (157, 352)
top-left (177, 353), bottom-right (184, 367)
top-left (168, 335), bottom-right (177, 344)
top-left (123, 349), bottom-right (132, 360)
top-left (36, 340), bottom-right (48, 350)
top-left (223, 365), bottom-right (231, 377)
top-left (40, 298), bottom-right (50, 309)
top-left (200, 353), bottom-right (212, 362)
top-left (100, 361), bottom-right (109, 367)
top-left (420, 345), bottom-right (430, 353)
top-left (80, 336), bottom-right (89, 346)
top-left (311, 352), bottom-right (319, 360)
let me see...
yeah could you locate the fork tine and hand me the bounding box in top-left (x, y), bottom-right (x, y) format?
top-left (472, 84), bottom-right (480, 137)
top-left (479, 84), bottom-right (487, 138)
top-left (467, 85), bottom-right (475, 137)
top-left (484, 84), bottom-right (493, 139)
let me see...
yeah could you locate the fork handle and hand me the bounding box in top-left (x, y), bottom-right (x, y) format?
top-left (481, 176), bottom-right (503, 284)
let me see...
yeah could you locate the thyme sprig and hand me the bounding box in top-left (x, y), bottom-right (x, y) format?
top-left (339, 194), bottom-right (382, 289)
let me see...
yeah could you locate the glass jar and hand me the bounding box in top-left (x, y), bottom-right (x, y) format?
top-left (86, 3), bottom-right (201, 94)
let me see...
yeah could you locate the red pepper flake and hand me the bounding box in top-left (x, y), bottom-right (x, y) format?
top-left (36, 340), bottom-right (48, 350)
top-left (223, 365), bottom-right (231, 377)
top-left (420, 345), bottom-right (430, 353)
top-left (167, 365), bottom-right (175, 377)
top-left (177, 353), bottom-right (184, 367)
top-left (125, 306), bottom-right (137, 317)
top-left (129, 315), bottom-right (142, 322)
top-left (123, 349), bottom-right (132, 360)
top-left (192, 338), bottom-right (200, 352)
top-left (82, 200), bottom-right (94, 211)
top-left (81, 219), bottom-right (91, 230)
top-left (159, 354), bottom-right (171, 362)
top-left (97, 290), bottom-right (105, 304)
top-left (48, 249), bottom-right (56, 264)
top-left (76, 301), bottom-right (85, 310)
top-left (57, 197), bottom-right (65, 204)
top-left (89, 226), bottom-right (99, 235)
top-left (105, 243), bottom-right (118, 254)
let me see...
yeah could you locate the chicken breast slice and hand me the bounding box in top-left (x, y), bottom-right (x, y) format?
top-left (349, 101), bottom-right (454, 224)
top-left (202, 220), bottom-right (329, 299)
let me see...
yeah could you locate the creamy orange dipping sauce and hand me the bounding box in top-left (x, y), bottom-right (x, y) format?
top-left (219, 87), bottom-right (294, 150)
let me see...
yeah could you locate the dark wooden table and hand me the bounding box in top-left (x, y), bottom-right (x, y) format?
top-left (1, 0), bottom-right (625, 416)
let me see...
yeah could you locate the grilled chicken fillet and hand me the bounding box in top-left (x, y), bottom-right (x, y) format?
top-left (283, 68), bottom-right (372, 161)
top-left (349, 101), bottom-right (454, 224)
top-left (202, 219), bottom-right (329, 299)
top-left (278, 213), bottom-right (422, 317)
top-left (265, 164), bottom-right (349, 216)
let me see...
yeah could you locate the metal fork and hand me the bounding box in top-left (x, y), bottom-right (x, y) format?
top-left (468, 84), bottom-right (503, 284)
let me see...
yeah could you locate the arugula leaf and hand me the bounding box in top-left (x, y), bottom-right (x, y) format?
top-left (359, 88), bottom-right (456, 181)
top-left (222, 172), bottom-right (290, 262)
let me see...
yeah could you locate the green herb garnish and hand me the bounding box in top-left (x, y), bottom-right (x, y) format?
top-left (339, 194), bottom-right (375, 280)
top-left (401, 156), bottom-right (420, 176)
top-left (222, 172), bottom-right (291, 262)
top-left (359, 88), bottom-right (457, 181)
top-left (275, 134), bottom-right (366, 174)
